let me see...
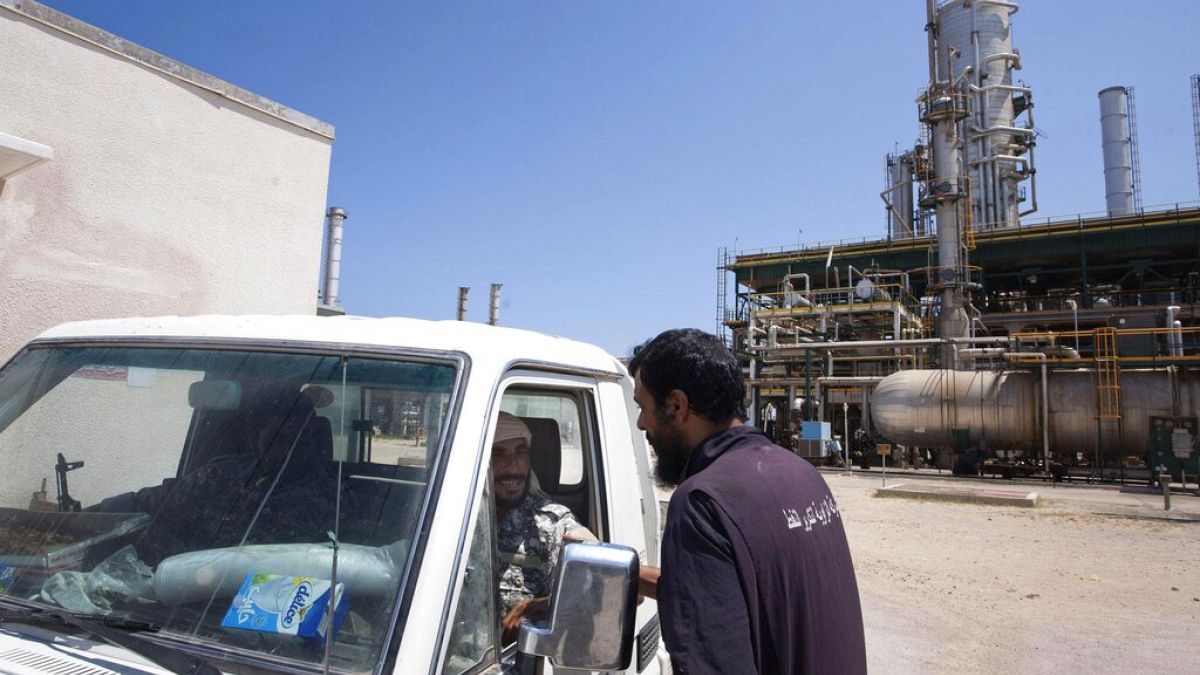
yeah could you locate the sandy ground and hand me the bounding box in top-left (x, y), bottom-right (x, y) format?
top-left (371, 436), bottom-right (428, 466)
top-left (818, 471), bottom-right (1200, 674)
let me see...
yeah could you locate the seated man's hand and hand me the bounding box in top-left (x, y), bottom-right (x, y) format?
top-left (501, 596), bottom-right (551, 643)
top-left (562, 525), bottom-right (598, 543)
top-left (638, 565), bottom-right (660, 602)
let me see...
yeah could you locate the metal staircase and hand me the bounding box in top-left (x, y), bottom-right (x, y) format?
top-left (1127, 87), bottom-right (1144, 213)
top-left (716, 247), bottom-right (729, 343)
top-left (1093, 326), bottom-right (1124, 481)
top-left (1094, 327), bottom-right (1122, 420)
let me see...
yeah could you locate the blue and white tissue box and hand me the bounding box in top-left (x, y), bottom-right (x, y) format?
top-left (221, 572), bottom-right (347, 640)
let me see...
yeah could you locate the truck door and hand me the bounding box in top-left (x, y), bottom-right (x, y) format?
top-left (436, 370), bottom-right (663, 675)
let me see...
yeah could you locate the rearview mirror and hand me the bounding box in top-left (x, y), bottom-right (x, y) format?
top-left (517, 542), bottom-right (638, 671)
top-left (188, 380), bottom-right (241, 410)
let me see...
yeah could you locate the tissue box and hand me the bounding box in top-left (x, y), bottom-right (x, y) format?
top-left (221, 573), bottom-right (348, 640)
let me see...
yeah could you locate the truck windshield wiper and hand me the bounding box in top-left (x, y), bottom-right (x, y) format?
top-left (0, 605), bottom-right (221, 675)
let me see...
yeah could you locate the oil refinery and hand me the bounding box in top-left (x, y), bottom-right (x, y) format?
top-left (720, 0), bottom-right (1200, 485)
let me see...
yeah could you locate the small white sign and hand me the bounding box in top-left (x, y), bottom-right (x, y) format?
top-left (1171, 428), bottom-right (1193, 459)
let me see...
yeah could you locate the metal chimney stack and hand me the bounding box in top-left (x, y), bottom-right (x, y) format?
top-left (322, 206), bottom-right (348, 307)
top-left (457, 287), bottom-right (469, 321)
top-left (920, 0), bottom-right (971, 346)
top-left (1099, 87), bottom-right (1134, 216)
top-left (488, 283), bottom-right (502, 326)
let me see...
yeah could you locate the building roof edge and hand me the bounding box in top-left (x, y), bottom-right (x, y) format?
top-left (1, 0), bottom-right (335, 141)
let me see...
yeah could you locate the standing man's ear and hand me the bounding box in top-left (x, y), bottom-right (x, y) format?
top-left (666, 389), bottom-right (689, 423)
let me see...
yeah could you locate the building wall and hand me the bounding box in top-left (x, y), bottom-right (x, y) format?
top-left (0, 1), bottom-right (335, 361)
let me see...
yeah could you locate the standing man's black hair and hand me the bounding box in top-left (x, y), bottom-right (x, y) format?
top-left (628, 328), bottom-right (746, 424)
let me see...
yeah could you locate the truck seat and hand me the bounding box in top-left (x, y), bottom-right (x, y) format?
top-left (182, 409), bottom-right (250, 474)
top-left (520, 416), bottom-right (591, 532)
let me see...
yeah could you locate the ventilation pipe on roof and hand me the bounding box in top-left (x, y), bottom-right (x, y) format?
top-left (489, 283), bottom-right (502, 326)
top-left (322, 207), bottom-right (348, 308)
top-left (457, 287), bottom-right (469, 321)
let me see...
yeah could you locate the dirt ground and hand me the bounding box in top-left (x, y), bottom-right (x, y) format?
top-left (820, 471), bottom-right (1200, 673)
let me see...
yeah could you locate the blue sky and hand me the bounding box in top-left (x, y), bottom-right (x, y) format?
top-left (41, 1), bottom-right (1200, 355)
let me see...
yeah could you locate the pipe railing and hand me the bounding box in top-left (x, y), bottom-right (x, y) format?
top-left (747, 336), bottom-right (1010, 353)
top-left (1010, 326), bottom-right (1200, 363)
top-left (745, 285), bottom-right (928, 329)
top-left (723, 201), bottom-right (1200, 263)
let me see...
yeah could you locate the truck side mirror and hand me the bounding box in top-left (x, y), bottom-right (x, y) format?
top-left (517, 542), bottom-right (638, 671)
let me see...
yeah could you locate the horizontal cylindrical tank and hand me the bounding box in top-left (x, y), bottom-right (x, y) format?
top-left (871, 369), bottom-right (1200, 455)
top-left (1099, 86), bottom-right (1133, 215)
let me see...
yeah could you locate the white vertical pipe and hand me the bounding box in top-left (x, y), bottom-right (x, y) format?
top-left (1042, 360), bottom-right (1050, 474)
top-left (488, 283), bottom-right (502, 326)
top-left (893, 306), bottom-right (903, 364)
top-left (749, 358), bottom-right (760, 431)
top-left (1166, 306), bottom-right (1178, 356)
top-left (323, 207), bottom-right (347, 307)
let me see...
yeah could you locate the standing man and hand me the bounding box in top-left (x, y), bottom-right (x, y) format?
top-left (629, 329), bottom-right (866, 674)
top-left (761, 401), bottom-right (777, 442)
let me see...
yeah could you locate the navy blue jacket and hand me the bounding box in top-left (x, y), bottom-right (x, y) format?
top-left (658, 426), bottom-right (866, 674)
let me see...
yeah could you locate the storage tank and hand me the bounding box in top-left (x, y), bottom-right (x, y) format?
top-left (871, 368), bottom-right (1200, 455)
top-left (1099, 86), bottom-right (1134, 215)
top-left (935, 0), bottom-right (1030, 229)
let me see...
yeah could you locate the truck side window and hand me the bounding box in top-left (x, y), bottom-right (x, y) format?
top-left (500, 388), bottom-right (600, 536)
top-left (441, 485), bottom-right (499, 675)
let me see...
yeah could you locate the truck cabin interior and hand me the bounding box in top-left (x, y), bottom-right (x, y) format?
top-left (168, 378), bottom-right (422, 552)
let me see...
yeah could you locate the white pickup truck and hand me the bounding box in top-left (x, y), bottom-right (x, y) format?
top-left (0, 315), bottom-right (668, 674)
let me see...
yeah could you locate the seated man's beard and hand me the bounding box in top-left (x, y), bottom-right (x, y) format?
top-left (495, 473), bottom-right (528, 508)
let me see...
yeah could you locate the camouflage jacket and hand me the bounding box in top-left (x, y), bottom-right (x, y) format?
top-left (496, 493), bottom-right (581, 614)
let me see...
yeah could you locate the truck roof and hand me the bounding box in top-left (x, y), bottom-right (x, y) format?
top-left (32, 314), bottom-right (625, 375)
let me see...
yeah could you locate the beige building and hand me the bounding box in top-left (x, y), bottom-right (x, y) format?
top-left (0, 0), bottom-right (335, 361)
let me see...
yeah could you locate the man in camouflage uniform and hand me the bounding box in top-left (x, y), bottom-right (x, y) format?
top-left (92, 388), bottom-right (342, 565)
top-left (492, 412), bottom-right (595, 640)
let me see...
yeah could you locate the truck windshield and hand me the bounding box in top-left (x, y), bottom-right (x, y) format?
top-left (0, 343), bottom-right (459, 672)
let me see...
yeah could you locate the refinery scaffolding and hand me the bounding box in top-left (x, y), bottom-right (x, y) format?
top-left (726, 204), bottom-right (1200, 482)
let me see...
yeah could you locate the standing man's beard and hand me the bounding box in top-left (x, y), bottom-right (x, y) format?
top-left (648, 411), bottom-right (690, 487)
top-left (653, 444), bottom-right (690, 486)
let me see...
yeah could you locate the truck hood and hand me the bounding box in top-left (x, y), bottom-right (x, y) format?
top-left (0, 624), bottom-right (173, 674)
